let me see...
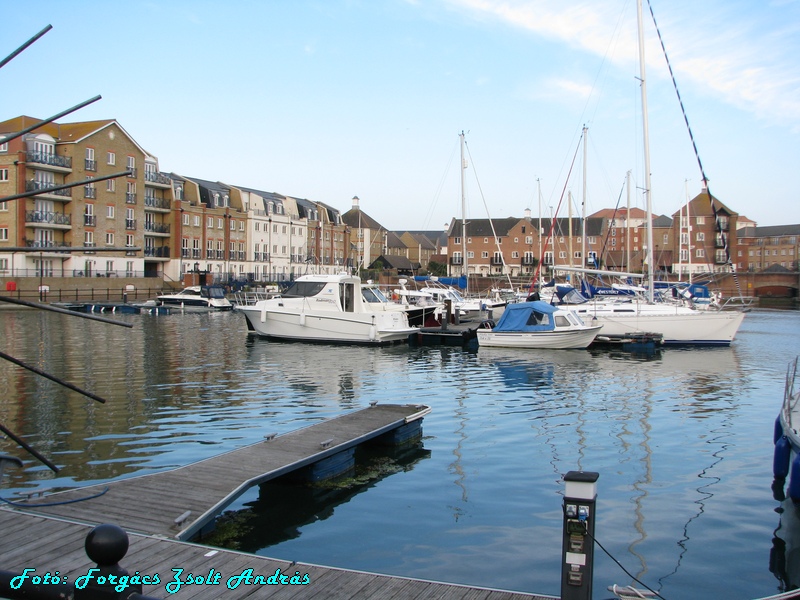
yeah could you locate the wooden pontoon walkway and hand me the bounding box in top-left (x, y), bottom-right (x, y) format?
top-left (0, 510), bottom-right (557, 599)
top-left (13, 404), bottom-right (431, 541)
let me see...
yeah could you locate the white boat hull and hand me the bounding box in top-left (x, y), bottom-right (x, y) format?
top-left (477, 325), bottom-right (602, 349)
top-left (572, 304), bottom-right (745, 346)
top-left (237, 305), bottom-right (416, 345)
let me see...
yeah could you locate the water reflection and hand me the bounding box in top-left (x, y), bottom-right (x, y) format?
top-left (0, 309), bottom-right (798, 599)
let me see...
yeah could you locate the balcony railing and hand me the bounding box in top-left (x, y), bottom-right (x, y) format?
top-left (126, 219), bottom-right (137, 230)
top-left (144, 196), bottom-right (171, 210)
top-left (84, 214), bottom-right (96, 227)
top-left (26, 150), bottom-right (71, 169)
top-left (144, 222), bottom-right (170, 234)
top-left (521, 256), bottom-right (536, 265)
top-left (144, 171), bottom-right (172, 186)
top-left (181, 248), bottom-right (191, 258)
top-left (715, 235), bottom-right (726, 248)
top-left (192, 249), bottom-right (201, 259)
top-left (85, 159), bottom-right (97, 171)
top-left (450, 256), bottom-right (463, 265)
top-left (127, 167), bottom-right (138, 178)
top-left (126, 193), bottom-right (137, 204)
top-left (25, 210), bottom-right (72, 226)
top-left (144, 246), bottom-right (170, 258)
top-left (490, 256), bottom-right (504, 266)
top-left (23, 239), bottom-right (71, 250)
top-left (26, 179), bottom-right (72, 198)
top-left (84, 186), bottom-right (96, 199)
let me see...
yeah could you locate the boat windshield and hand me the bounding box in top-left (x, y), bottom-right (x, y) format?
top-left (283, 281), bottom-right (327, 298)
top-left (206, 287), bottom-right (226, 299)
top-left (362, 288), bottom-right (388, 304)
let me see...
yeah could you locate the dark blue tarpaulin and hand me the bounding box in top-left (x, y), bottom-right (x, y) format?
top-left (492, 301), bottom-right (557, 332)
top-left (413, 276), bottom-right (467, 290)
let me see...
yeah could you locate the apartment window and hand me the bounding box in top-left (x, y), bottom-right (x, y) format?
top-left (107, 178), bottom-right (115, 192)
top-left (127, 156), bottom-right (136, 170)
top-left (696, 248), bottom-right (705, 258)
top-left (107, 205), bottom-right (115, 218)
top-left (193, 215), bottom-right (200, 227)
top-left (182, 213), bottom-right (189, 225)
top-left (696, 216), bottom-right (705, 225)
top-left (126, 234), bottom-right (134, 247)
top-left (85, 147), bottom-right (96, 171)
top-left (0, 142), bottom-right (7, 152)
top-left (217, 218), bottom-right (223, 229)
top-left (230, 219), bottom-right (235, 231)
top-left (696, 232), bottom-right (705, 242)
top-left (106, 233), bottom-right (114, 246)
top-left (107, 152), bottom-right (115, 165)
top-left (207, 240), bottom-right (213, 257)
top-left (454, 237), bottom-right (461, 245)
top-left (0, 258), bottom-right (8, 272)
top-left (0, 228), bottom-right (7, 241)
top-left (254, 222), bottom-right (260, 232)
top-left (481, 251), bottom-right (489, 258)
top-left (467, 251), bottom-right (474, 259)
top-left (525, 236), bottom-right (532, 244)
top-left (0, 168), bottom-right (8, 181)
top-left (207, 217), bottom-right (213, 228)
top-left (84, 231), bottom-right (94, 246)
top-left (239, 221), bottom-right (244, 231)
top-left (512, 251), bottom-right (519, 258)
top-left (126, 261), bottom-right (134, 277)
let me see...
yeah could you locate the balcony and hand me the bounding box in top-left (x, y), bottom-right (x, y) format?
top-left (144, 246), bottom-right (170, 259)
top-left (144, 196), bottom-right (171, 211)
top-left (26, 179), bottom-right (72, 201)
top-left (126, 219), bottom-right (137, 230)
top-left (144, 171), bottom-right (172, 188)
top-left (490, 256), bottom-right (504, 266)
top-left (216, 250), bottom-right (225, 260)
top-left (715, 235), bottom-right (726, 248)
top-left (717, 218), bottom-right (730, 232)
top-left (26, 150), bottom-right (72, 172)
top-left (23, 239), bottom-right (71, 253)
top-left (85, 159), bottom-right (97, 172)
top-left (84, 214), bottom-right (96, 227)
top-left (84, 186), bottom-right (96, 199)
top-left (144, 222), bottom-right (170, 235)
top-left (126, 193), bottom-right (137, 205)
top-left (192, 249), bottom-right (201, 259)
top-left (450, 256), bottom-right (463, 265)
top-left (521, 256), bottom-right (536, 265)
top-left (127, 168), bottom-right (138, 178)
top-left (84, 242), bottom-right (96, 254)
top-left (25, 210), bottom-right (72, 228)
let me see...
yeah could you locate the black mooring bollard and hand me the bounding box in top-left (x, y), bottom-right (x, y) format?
top-left (74, 524), bottom-right (143, 599)
top-left (560, 471), bottom-right (599, 600)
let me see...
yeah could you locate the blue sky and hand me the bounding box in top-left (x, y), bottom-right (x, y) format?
top-left (3, 0), bottom-right (798, 230)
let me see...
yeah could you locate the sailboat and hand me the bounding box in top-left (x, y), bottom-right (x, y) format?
top-left (557, 0), bottom-right (745, 346)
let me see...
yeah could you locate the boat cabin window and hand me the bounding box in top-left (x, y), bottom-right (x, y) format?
top-left (340, 283), bottom-right (355, 312)
top-left (206, 287), bottom-right (226, 299)
top-left (555, 315), bottom-right (570, 327)
top-left (283, 281), bottom-right (326, 297)
top-left (526, 311), bottom-right (550, 326)
top-left (361, 288), bottom-right (388, 303)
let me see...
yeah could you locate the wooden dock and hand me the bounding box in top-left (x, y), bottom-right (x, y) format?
top-left (13, 404), bottom-right (431, 541)
top-left (0, 510), bottom-right (557, 599)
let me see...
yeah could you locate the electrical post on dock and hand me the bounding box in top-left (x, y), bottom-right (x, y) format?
top-left (561, 470), bottom-right (599, 600)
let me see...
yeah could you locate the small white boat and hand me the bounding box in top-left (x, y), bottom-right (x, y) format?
top-left (361, 282), bottom-right (442, 328)
top-left (235, 273), bottom-right (417, 345)
top-left (157, 285), bottom-right (232, 311)
top-left (477, 301), bottom-right (602, 349)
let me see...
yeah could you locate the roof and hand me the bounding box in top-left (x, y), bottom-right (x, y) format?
top-left (342, 207), bottom-right (384, 230)
top-left (368, 254), bottom-right (417, 271)
top-left (738, 224), bottom-right (800, 238)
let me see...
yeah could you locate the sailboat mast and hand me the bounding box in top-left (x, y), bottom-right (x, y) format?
top-left (637, 0), bottom-right (655, 302)
top-left (537, 178), bottom-right (542, 283)
top-left (460, 131), bottom-right (468, 294)
top-left (626, 170), bottom-right (632, 273)
top-left (581, 126), bottom-right (587, 269)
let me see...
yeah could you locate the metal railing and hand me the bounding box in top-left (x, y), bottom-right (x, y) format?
top-left (26, 150), bottom-right (72, 169)
top-left (25, 210), bottom-right (71, 225)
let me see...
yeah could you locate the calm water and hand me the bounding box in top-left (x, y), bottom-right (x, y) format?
top-left (0, 307), bottom-right (799, 599)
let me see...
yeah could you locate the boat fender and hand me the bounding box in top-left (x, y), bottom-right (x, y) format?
top-left (788, 453), bottom-right (800, 503)
top-left (300, 313), bottom-right (306, 326)
top-left (369, 325), bottom-right (377, 341)
top-left (260, 304), bottom-right (267, 323)
top-left (775, 416), bottom-right (784, 444)
top-left (774, 435), bottom-right (791, 480)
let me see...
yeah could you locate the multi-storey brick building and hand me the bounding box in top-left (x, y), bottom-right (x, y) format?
top-left (0, 116), bottom-right (172, 280)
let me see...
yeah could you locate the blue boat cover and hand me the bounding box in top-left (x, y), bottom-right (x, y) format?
top-left (492, 301), bottom-right (557, 332)
top-left (413, 275), bottom-right (467, 289)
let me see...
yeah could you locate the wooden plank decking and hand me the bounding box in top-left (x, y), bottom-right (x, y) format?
top-left (13, 404), bottom-right (430, 541)
top-left (0, 510), bottom-right (557, 599)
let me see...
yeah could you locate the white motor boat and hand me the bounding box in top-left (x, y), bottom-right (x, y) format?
top-left (235, 273), bottom-right (417, 345)
top-left (477, 301), bottom-right (602, 349)
top-left (157, 285), bottom-right (232, 311)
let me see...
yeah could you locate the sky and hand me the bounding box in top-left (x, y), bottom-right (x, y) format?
top-left (3, 0), bottom-right (798, 231)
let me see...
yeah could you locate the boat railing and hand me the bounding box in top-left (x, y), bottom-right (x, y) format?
top-left (231, 290), bottom-right (274, 306)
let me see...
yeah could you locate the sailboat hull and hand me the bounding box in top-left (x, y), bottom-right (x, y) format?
top-left (573, 304), bottom-right (745, 346)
